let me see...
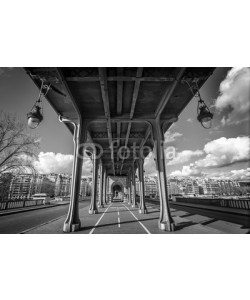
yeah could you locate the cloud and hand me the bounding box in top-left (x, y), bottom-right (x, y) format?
top-left (196, 136), bottom-right (250, 168)
top-left (33, 152), bottom-right (92, 175)
top-left (167, 149), bottom-right (203, 166)
top-left (187, 118), bottom-right (193, 123)
top-left (170, 164), bottom-right (203, 177)
top-left (214, 67), bottom-right (250, 126)
top-left (230, 168), bottom-right (250, 180)
top-left (169, 136), bottom-right (250, 178)
top-left (209, 168), bottom-right (250, 180)
top-left (164, 131), bottom-right (183, 143)
top-left (144, 152), bottom-right (156, 175)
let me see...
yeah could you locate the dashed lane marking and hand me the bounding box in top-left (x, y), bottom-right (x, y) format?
top-left (123, 204), bottom-right (151, 234)
top-left (89, 203), bottom-right (112, 234)
top-left (117, 207), bottom-right (120, 227)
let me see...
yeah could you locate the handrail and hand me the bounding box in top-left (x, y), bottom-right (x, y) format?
top-left (174, 197), bottom-right (250, 210)
top-left (0, 199), bottom-right (48, 211)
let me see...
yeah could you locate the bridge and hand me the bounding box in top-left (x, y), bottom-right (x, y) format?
top-left (24, 67), bottom-right (217, 233)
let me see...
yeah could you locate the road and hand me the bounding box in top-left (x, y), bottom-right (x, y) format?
top-left (87, 202), bottom-right (151, 234)
top-left (0, 201), bottom-right (90, 234)
top-left (0, 199), bottom-right (249, 234)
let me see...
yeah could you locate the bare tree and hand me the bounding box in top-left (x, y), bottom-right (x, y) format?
top-left (0, 111), bottom-right (40, 175)
top-left (0, 173), bottom-right (13, 201)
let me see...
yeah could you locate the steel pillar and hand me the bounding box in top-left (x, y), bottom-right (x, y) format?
top-left (138, 158), bottom-right (147, 214)
top-left (103, 169), bottom-right (107, 205)
top-left (131, 163), bottom-right (137, 208)
top-left (89, 155), bottom-right (99, 214)
top-left (127, 169), bottom-right (132, 205)
top-left (60, 119), bottom-right (84, 232)
top-left (98, 162), bottom-right (104, 208)
top-left (151, 118), bottom-right (175, 231)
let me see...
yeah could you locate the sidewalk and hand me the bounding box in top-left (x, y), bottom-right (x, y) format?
top-left (171, 201), bottom-right (250, 216)
top-left (0, 201), bottom-right (70, 217)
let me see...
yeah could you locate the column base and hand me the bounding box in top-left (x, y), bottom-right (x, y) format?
top-left (63, 221), bottom-right (81, 233)
top-left (132, 204), bottom-right (137, 208)
top-left (89, 209), bottom-right (98, 214)
top-left (139, 208), bottom-right (147, 214)
top-left (158, 220), bottom-right (175, 232)
top-left (98, 203), bottom-right (104, 208)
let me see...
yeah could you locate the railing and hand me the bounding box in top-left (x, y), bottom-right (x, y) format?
top-left (174, 197), bottom-right (250, 210)
top-left (0, 199), bottom-right (45, 211)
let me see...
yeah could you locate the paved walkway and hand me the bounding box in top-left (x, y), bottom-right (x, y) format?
top-left (23, 201), bottom-right (250, 234)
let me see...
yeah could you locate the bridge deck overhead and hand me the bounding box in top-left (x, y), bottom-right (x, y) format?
top-left (25, 67), bottom-right (215, 176)
top-left (25, 67), bottom-right (215, 233)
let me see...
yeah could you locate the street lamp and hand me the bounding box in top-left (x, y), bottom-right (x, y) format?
top-left (184, 80), bottom-right (213, 129)
top-left (197, 98), bottom-right (213, 129)
top-left (27, 105), bottom-right (43, 129)
top-left (27, 79), bottom-right (50, 129)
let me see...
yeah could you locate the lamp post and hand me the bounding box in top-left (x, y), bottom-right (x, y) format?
top-left (197, 98), bottom-right (213, 129)
top-left (184, 80), bottom-right (214, 129)
top-left (27, 105), bottom-right (43, 129)
top-left (27, 79), bottom-right (50, 129)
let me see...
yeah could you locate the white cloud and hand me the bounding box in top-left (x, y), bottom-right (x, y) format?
top-left (144, 152), bottom-right (156, 175)
top-left (33, 152), bottom-right (92, 175)
top-left (215, 67), bottom-right (250, 126)
top-left (230, 168), bottom-right (250, 180)
top-left (196, 136), bottom-right (250, 168)
top-left (167, 149), bottom-right (203, 166)
top-left (187, 118), bottom-right (193, 123)
top-left (170, 164), bottom-right (203, 177)
top-left (169, 136), bottom-right (250, 178)
top-left (209, 168), bottom-right (250, 180)
top-left (164, 131), bottom-right (183, 143)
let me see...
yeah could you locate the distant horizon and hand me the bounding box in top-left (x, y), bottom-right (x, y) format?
top-left (4, 171), bottom-right (250, 182)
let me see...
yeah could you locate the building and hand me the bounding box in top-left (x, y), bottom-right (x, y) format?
top-left (55, 174), bottom-right (71, 197)
top-left (144, 176), bottom-right (158, 197)
top-left (35, 174), bottom-right (56, 196)
top-left (80, 177), bottom-right (92, 197)
top-left (8, 174), bottom-right (36, 199)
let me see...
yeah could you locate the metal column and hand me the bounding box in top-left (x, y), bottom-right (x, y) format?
top-left (138, 158), bottom-right (147, 214)
top-left (151, 118), bottom-right (175, 231)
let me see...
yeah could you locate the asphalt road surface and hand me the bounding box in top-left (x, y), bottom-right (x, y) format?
top-left (0, 201), bottom-right (90, 234)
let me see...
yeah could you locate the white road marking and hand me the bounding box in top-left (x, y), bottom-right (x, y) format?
top-left (89, 203), bottom-right (112, 234)
top-left (117, 207), bottom-right (120, 227)
top-left (123, 204), bottom-right (151, 234)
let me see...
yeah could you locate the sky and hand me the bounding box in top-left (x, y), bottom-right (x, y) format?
top-left (0, 67), bottom-right (249, 180)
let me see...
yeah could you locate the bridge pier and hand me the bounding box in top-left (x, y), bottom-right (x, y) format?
top-left (98, 162), bottom-right (105, 208)
top-left (151, 119), bottom-right (175, 231)
top-left (127, 169), bottom-right (132, 205)
top-left (89, 155), bottom-right (99, 214)
top-left (60, 120), bottom-right (83, 233)
top-left (103, 170), bottom-right (108, 205)
top-left (131, 163), bottom-right (137, 208)
top-left (138, 158), bottom-right (147, 214)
